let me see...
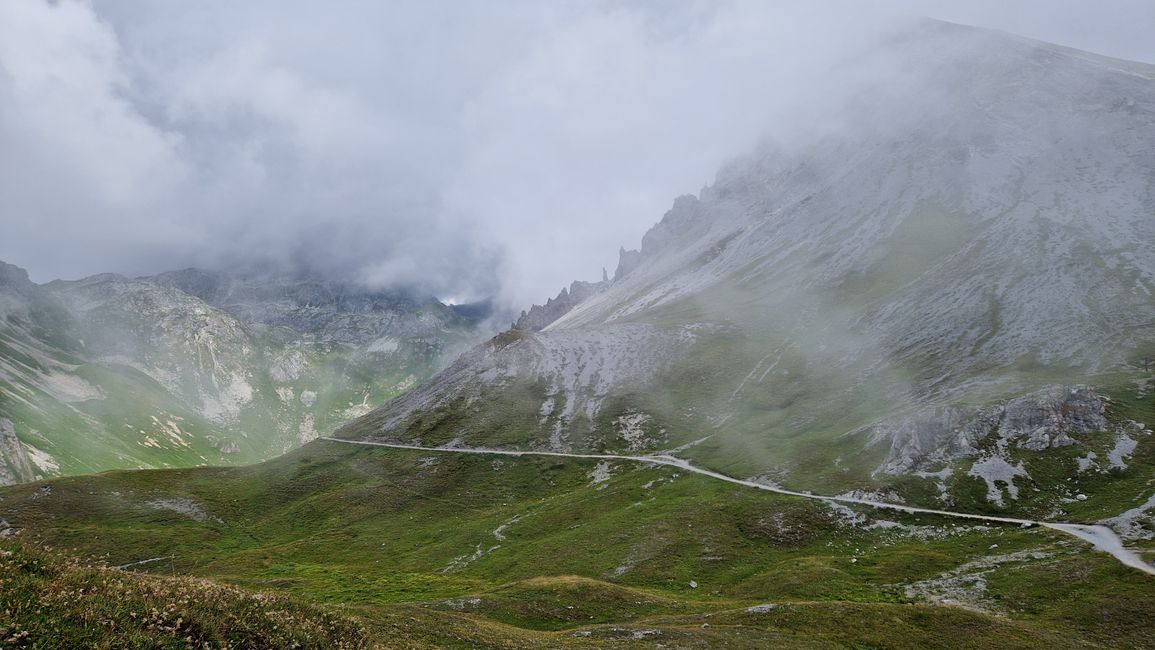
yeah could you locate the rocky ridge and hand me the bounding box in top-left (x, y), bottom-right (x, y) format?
top-left (873, 386), bottom-right (1113, 476)
top-left (513, 279), bottom-right (609, 332)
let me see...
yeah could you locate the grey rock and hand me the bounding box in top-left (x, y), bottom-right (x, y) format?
top-left (0, 418), bottom-right (36, 487)
top-left (613, 247), bottom-right (642, 281)
top-left (0, 261), bottom-right (33, 293)
top-left (337, 323), bottom-right (710, 452)
top-left (152, 268), bottom-right (471, 346)
top-left (513, 279), bottom-right (609, 332)
top-left (874, 386), bottom-right (1108, 475)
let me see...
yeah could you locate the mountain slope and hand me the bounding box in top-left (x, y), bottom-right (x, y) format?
top-left (0, 263), bottom-right (491, 484)
top-left (337, 20), bottom-right (1155, 526)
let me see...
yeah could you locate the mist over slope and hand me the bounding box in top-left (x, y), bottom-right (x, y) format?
top-left (338, 21), bottom-right (1155, 522)
top-left (0, 263), bottom-right (493, 484)
top-left (556, 20), bottom-right (1155, 369)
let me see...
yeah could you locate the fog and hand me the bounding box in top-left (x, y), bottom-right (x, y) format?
top-left (0, 0), bottom-right (1151, 309)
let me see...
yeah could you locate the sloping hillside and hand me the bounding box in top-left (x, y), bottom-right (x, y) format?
top-left (0, 263), bottom-right (489, 484)
top-left (337, 21), bottom-right (1155, 528)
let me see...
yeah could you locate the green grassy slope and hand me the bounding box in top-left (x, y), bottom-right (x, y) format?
top-left (0, 543), bottom-right (369, 649)
top-left (338, 316), bottom-right (1155, 537)
top-left (2, 440), bottom-right (1152, 647)
top-left (0, 307), bottom-right (471, 484)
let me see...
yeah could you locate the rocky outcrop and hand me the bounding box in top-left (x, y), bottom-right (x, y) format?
top-left (0, 261), bottom-right (34, 295)
top-left (873, 386), bottom-right (1109, 475)
top-left (336, 323), bottom-right (710, 452)
top-left (0, 261), bottom-right (36, 325)
top-left (613, 247), bottom-right (642, 281)
top-left (513, 280), bottom-right (609, 331)
top-left (0, 261), bottom-right (73, 339)
top-left (47, 273), bottom-right (258, 422)
top-left (511, 242), bottom-right (648, 332)
top-left (0, 418), bottom-right (36, 486)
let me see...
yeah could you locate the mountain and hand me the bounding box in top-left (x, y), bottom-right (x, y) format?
top-left (3, 19), bottom-right (1155, 648)
top-left (0, 263), bottom-right (492, 484)
top-left (338, 20), bottom-right (1155, 520)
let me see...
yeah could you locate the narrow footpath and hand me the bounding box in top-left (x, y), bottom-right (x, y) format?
top-left (322, 437), bottom-right (1155, 575)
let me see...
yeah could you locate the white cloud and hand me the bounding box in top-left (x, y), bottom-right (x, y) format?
top-left (0, 0), bottom-right (194, 270)
top-left (0, 0), bottom-right (1151, 307)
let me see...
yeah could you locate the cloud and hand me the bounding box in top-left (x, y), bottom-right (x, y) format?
top-left (0, 0), bottom-right (1151, 308)
top-left (445, 2), bottom-right (893, 305)
top-left (0, 0), bottom-right (196, 272)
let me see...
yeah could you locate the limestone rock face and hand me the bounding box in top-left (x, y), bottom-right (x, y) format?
top-left (513, 280), bottom-right (609, 332)
top-left (337, 322), bottom-right (710, 452)
top-left (511, 241), bottom-right (649, 332)
top-left (0, 261), bottom-right (34, 295)
top-left (613, 247), bottom-right (643, 281)
top-left (0, 418), bottom-right (35, 487)
top-left (1000, 386), bottom-right (1107, 450)
top-left (874, 386), bottom-right (1109, 475)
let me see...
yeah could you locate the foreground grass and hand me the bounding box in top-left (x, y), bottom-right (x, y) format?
top-left (0, 543), bottom-right (1099, 649)
top-left (0, 543), bottom-right (369, 649)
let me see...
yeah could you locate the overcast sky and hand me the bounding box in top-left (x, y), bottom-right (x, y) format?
top-left (1, 0), bottom-right (1152, 308)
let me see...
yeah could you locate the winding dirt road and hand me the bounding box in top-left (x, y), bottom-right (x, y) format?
top-left (322, 437), bottom-right (1155, 575)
